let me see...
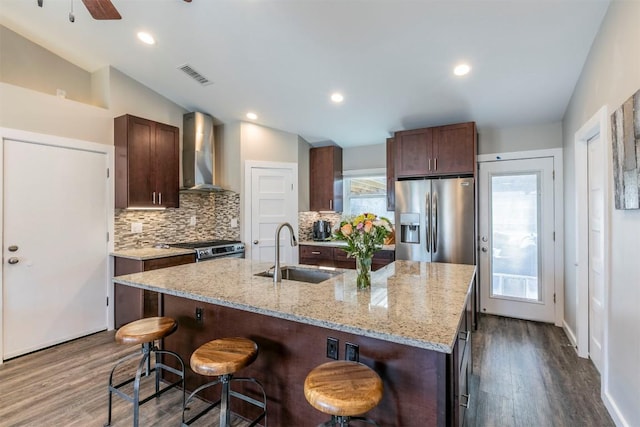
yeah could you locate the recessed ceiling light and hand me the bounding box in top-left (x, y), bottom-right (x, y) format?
top-left (137, 31), bottom-right (155, 45)
top-left (453, 63), bottom-right (471, 76)
top-left (330, 93), bottom-right (344, 103)
top-left (246, 112), bottom-right (258, 120)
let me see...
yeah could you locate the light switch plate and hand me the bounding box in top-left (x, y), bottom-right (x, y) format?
top-left (131, 222), bottom-right (143, 233)
top-left (231, 218), bottom-right (238, 228)
top-left (190, 216), bottom-right (197, 226)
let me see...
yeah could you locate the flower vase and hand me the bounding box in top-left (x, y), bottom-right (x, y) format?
top-left (355, 255), bottom-right (373, 290)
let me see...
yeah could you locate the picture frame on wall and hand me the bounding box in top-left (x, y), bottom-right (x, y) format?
top-left (611, 88), bottom-right (640, 209)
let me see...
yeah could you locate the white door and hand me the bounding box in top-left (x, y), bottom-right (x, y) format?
top-left (249, 166), bottom-right (297, 264)
top-left (588, 134), bottom-right (605, 373)
top-left (3, 139), bottom-right (108, 359)
top-left (479, 157), bottom-right (556, 322)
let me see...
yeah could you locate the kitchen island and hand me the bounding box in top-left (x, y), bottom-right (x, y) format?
top-left (113, 259), bottom-right (476, 426)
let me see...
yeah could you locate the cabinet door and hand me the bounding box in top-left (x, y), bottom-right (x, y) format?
top-left (394, 128), bottom-right (433, 177)
top-left (386, 137), bottom-right (395, 211)
top-left (127, 116), bottom-right (155, 207)
top-left (154, 123), bottom-right (180, 208)
top-left (432, 122), bottom-right (476, 176)
top-left (299, 245), bottom-right (334, 267)
top-left (310, 146), bottom-right (343, 211)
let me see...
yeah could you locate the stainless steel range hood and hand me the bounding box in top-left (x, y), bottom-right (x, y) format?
top-left (182, 111), bottom-right (222, 192)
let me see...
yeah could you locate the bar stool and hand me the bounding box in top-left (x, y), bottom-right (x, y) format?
top-left (105, 316), bottom-right (185, 427)
top-left (304, 361), bottom-right (383, 427)
top-left (182, 337), bottom-right (267, 427)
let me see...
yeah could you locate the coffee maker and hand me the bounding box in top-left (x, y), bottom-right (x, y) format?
top-left (312, 220), bottom-right (332, 241)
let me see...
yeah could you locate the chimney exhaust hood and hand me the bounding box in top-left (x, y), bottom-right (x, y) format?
top-left (182, 111), bottom-right (222, 192)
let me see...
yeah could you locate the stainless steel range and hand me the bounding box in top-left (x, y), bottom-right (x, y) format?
top-left (170, 240), bottom-right (245, 262)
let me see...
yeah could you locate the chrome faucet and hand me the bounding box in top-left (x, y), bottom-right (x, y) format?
top-left (273, 222), bottom-right (297, 283)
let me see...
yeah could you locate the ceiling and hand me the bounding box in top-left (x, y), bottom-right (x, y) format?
top-left (0, 0), bottom-right (610, 147)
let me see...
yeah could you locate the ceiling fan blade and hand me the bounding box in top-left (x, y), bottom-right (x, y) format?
top-left (81, 0), bottom-right (122, 20)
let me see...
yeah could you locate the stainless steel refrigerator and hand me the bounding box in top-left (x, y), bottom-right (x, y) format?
top-left (395, 177), bottom-right (475, 264)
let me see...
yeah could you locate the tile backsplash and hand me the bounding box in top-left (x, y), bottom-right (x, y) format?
top-left (298, 211), bottom-right (342, 241)
top-left (114, 191), bottom-right (240, 250)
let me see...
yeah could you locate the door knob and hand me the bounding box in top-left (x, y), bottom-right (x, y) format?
top-left (481, 247), bottom-right (488, 253)
top-left (481, 236), bottom-right (488, 242)
top-left (8, 257), bottom-right (19, 264)
top-left (8, 245), bottom-right (19, 252)
top-left (253, 240), bottom-right (259, 244)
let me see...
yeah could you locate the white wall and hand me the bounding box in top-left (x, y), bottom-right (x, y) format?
top-left (562, 1), bottom-right (640, 425)
top-left (478, 122), bottom-right (563, 155)
top-left (342, 143), bottom-right (386, 171)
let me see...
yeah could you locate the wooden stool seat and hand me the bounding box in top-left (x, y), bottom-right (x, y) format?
top-left (115, 316), bottom-right (178, 345)
top-left (190, 337), bottom-right (258, 377)
top-left (304, 361), bottom-right (383, 417)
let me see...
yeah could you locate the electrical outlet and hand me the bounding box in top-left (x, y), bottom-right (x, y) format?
top-left (195, 307), bottom-right (203, 323)
top-left (230, 218), bottom-right (238, 228)
top-left (190, 216), bottom-right (197, 226)
top-left (326, 337), bottom-right (339, 360)
top-left (131, 222), bottom-right (143, 233)
top-left (345, 342), bottom-right (359, 362)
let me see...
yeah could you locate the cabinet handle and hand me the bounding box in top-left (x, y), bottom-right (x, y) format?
top-left (461, 393), bottom-right (470, 408)
top-left (330, 199), bottom-right (333, 210)
top-left (434, 158), bottom-right (437, 171)
top-left (428, 158), bottom-right (431, 171)
top-left (311, 251), bottom-right (321, 255)
top-left (459, 330), bottom-right (470, 341)
top-left (159, 192), bottom-right (162, 205)
top-left (152, 192), bottom-right (156, 204)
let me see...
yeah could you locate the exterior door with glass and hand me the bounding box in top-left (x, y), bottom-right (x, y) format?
top-left (479, 157), bottom-right (555, 323)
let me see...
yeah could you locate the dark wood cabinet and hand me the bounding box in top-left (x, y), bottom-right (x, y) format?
top-left (310, 146), bottom-right (343, 212)
top-left (386, 137), bottom-right (395, 211)
top-left (394, 122), bottom-right (476, 179)
top-left (113, 253), bottom-right (195, 328)
top-left (299, 244), bottom-right (394, 271)
top-left (114, 114), bottom-right (180, 209)
top-left (450, 284), bottom-right (473, 426)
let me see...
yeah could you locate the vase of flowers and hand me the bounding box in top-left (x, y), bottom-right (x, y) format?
top-left (333, 213), bottom-right (393, 289)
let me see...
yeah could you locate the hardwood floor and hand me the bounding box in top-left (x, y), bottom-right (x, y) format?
top-left (0, 331), bottom-right (248, 427)
top-left (465, 315), bottom-right (614, 427)
top-left (0, 315), bottom-right (614, 426)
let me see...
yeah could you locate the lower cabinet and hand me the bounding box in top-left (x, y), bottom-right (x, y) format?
top-left (113, 254), bottom-right (195, 328)
top-left (299, 244), bottom-right (395, 271)
top-left (450, 284), bottom-right (473, 426)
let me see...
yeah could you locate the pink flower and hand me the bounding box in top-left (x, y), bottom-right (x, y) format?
top-left (356, 222), bottom-right (364, 230)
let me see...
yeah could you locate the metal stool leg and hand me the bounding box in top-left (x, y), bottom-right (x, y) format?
top-left (220, 374), bottom-right (231, 427)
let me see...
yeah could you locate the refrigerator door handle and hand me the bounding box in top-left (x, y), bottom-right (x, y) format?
top-left (426, 191), bottom-right (431, 253)
top-left (432, 192), bottom-right (438, 253)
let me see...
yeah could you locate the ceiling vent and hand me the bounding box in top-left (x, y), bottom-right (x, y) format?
top-left (177, 64), bottom-right (213, 86)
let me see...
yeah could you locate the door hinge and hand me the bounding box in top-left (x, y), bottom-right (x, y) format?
top-left (107, 232), bottom-right (110, 242)
top-left (106, 296), bottom-right (109, 306)
top-left (107, 168), bottom-right (110, 178)
top-left (291, 183), bottom-right (294, 191)
top-left (553, 293), bottom-right (556, 303)
top-left (552, 170), bottom-right (555, 180)
top-left (553, 231), bottom-right (555, 241)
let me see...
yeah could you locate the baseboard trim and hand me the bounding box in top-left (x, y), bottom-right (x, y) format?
top-left (562, 320), bottom-right (580, 355)
top-left (603, 388), bottom-right (630, 427)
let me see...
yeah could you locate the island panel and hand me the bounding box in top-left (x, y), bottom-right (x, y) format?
top-left (163, 293), bottom-right (447, 426)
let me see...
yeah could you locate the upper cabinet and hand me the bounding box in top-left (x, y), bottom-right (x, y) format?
top-left (310, 145), bottom-right (343, 212)
top-left (394, 122), bottom-right (476, 178)
top-left (386, 137), bottom-right (395, 211)
top-left (114, 114), bottom-right (180, 209)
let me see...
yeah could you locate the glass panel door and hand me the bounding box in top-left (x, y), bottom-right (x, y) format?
top-left (490, 172), bottom-right (540, 301)
top-left (479, 157), bottom-right (555, 323)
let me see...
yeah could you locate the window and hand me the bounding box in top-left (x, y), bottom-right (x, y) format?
top-left (343, 170), bottom-right (394, 222)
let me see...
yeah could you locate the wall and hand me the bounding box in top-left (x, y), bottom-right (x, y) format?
top-left (477, 122), bottom-right (563, 155)
top-left (562, 1), bottom-right (640, 425)
top-left (0, 25), bottom-right (92, 104)
top-left (342, 143), bottom-right (386, 170)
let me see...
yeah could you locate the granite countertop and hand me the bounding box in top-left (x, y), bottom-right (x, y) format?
top-left (300, 240), bottom-right (395, 251)
top-left (111, 247), bottom-right (195, 260)
top-left (113, 259), bottom-right (475, 353)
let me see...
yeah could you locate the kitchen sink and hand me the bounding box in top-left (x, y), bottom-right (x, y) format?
top-left (255, 266), bottom-right (344, 284)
